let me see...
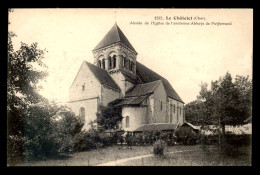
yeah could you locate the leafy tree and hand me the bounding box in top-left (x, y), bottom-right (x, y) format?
top-left (96, 102), bottom-right (123, 132)
top-left (52, 105), bottom-right (83, 152)
top-left (184, 100), bottom-right (207, 125)
top-left (196, 72), bottom-right (252, 149)
top-left (8, 19), bottom-right (48, 136)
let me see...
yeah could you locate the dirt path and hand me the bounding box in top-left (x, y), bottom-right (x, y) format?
top-left (96, 149), bottom-right (200, 166)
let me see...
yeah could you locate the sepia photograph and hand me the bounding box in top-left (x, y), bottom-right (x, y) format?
top-left (7, 8), bottom-right (252, 166)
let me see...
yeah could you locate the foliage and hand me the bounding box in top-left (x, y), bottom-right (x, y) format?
top-left (7, 10), bottom-right (53, 163)
top-left (160, 132), bottom-right (177, 146)
top-left (153, 140), bottom-right (167, 158)
top-left (8, 34), bottom-right (48, 137)
top-left (7, 135), bottom-right (26, 165)
top-left (184, 100), bottom-right (207, 125)
top-left (52, 105), bottom-right (84, 152)
top-left (96, 104), bottom-right (123, 132)
top-left (184, 72), bottom-right (252, 149)
top-left (175, 127), bottom-right (199, 145)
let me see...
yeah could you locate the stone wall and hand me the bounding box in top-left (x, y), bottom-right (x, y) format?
top-left (152, 81), bottom-right (168, 123)
top-left (101, 85), bottom-right (121, 106)
top-left (69, 62), bottom-right (101, 102)
top-left (69, 98), bottom-right (99, 130)
top-left (167, 97), bottom-right (185, 125)
top-left (122, 106), bottom-right (147, 131)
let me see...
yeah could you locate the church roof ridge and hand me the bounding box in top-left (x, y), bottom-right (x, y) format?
top-left (136, 61), bottom-right (184, 103)
top-left (93, 23), bottom-right (137, 53)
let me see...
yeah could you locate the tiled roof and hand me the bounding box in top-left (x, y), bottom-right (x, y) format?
top-left (85, 61), bottom-right (121, 91)
top-left (136, 62), bottom-right (184, 103)
top-left (134, 123), bottom-right (177, 132)
top-left (115, 95), bottom-right (148, 106)
top-left (125, 80), bottom-right (161, 98)
top-left (93, 23), bottom-right (137, 53)
top-left (121, 72), bottom-right (141, 84)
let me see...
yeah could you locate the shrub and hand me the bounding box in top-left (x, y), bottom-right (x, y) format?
top-left (161, 132), bottom-right (176, 146)
top-left (153, 139), bottom-right (167, 158)
top-left (73, 131), bottom-right (88, 152)
top-left (175, 127), bottom-right (198, 145)
top-left (7, 135), bottom-right (25, 164)
top-left (143, 132), bottom-right (153, 145)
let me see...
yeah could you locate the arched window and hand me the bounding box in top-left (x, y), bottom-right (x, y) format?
top-left (125, 59), bottom-right (129, 69)
top-left (102, 59), bottom-right (105, 69)
top-left (79, 107), bottom-right (85, 124)
top-left (161, 101), bottom-right (163, 111)
top-left (123, 57), bottom-right (126, 67)
top-left (130, 61), bottom-right (133, 71)
top-left (98, 60), bottom-right (102, 68)
top-left (108, 56), bottom-right (112, 70)
top-left (113, 55), bottom-right (116, 68)
top-left (125, 116), bottom-right (129, 128)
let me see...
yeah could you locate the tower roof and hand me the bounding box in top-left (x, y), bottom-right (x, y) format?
top-left (93, 23), bottom-right (137, 53)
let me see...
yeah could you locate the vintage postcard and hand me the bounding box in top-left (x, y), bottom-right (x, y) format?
top-left (8, 8), bottom-right (252, 166)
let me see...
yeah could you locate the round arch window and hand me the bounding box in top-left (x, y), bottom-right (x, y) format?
top-left (79, 107), bottom-right (85, 124)
top-left (125, 116), bottom-right (130, 128)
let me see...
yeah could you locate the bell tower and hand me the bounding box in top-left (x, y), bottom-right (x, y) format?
top-left (92, 23), bottom-right (138, 79)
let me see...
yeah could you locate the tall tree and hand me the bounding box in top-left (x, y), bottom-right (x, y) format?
top-left (197, 72), bottom-right (252, 148)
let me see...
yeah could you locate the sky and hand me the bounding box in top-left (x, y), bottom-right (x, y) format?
top-left (8, 8), bottom-right (253, 104)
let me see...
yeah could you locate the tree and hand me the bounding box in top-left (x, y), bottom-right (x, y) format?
top-left (96, 101), bottom-right (123, 132)
top-left (197, 72), bottom-right (252, 149)
top-left (52, 105), bottom-right (83, 152)
top-left (184, 100), bottom-right (207, 125)
top-left (8, 26), bottom-right (48, 136)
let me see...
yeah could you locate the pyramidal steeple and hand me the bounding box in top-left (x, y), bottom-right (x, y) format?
top-left (93, 23), bottom-right (136, 53)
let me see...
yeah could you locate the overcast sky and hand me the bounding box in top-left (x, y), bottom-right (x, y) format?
top-left (9, 8), bottom-right (253, 104)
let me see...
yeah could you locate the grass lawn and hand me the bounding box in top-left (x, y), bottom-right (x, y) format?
top-left (16, 144), bottom-right (251, 166)
top-left (119, 145), bottom-right (251, 166)
top-left (17, 145), bottom-right (198, 166)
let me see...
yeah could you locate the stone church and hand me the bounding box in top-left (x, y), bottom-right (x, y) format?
top-left (68, 23), bottom-right (185, 132)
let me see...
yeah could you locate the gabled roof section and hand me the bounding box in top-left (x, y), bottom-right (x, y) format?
top-left (93, 23), bottom-right (137, 53)
top-left (85, 61), bottom-right (121, 91)
top-left (115, 95), bottom-right (149, 106)
top-left (136, 61), bottom-right (184, 103)
top-left (125, 80), bottom-right (161, 98)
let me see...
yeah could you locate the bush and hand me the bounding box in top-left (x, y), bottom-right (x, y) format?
top-left (153, 139), bottom-right (167, 158)
top-left (143, 132), bottom-right (153, 145)
top-left (175, 127), bottom-right (199, 145)
top-left (224, 133), bottom-right (251, 146)
top-left (73, 131), bottom-right (89, 152)
top-left (7, 135), bottom-right (25, 164)
top-left (161, 132), bottom-right (177, 146)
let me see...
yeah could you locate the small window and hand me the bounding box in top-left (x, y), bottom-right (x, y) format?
top-left (130, 61), bottom-right (134, 71)
top-left (123, 57), bottom-right (126, 67)
top-left (180, 108), bottom-right (181, 115)
top-left (102, 59), bottom-right (105, 69)
top-left (82, 83), bottom-right (85, 91)
top-left (108, 56), bottom-right (112, 70)
top-left (98, 60), bottom-right (102, 68)
top-left (161, 101), bottom-right (163, 111)
top-left (113, 55), bottom-right (116, 68)
top-left (125, 116), bottom-right (129, 128)
top-left (174, 105), bottom-right (175, 113)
